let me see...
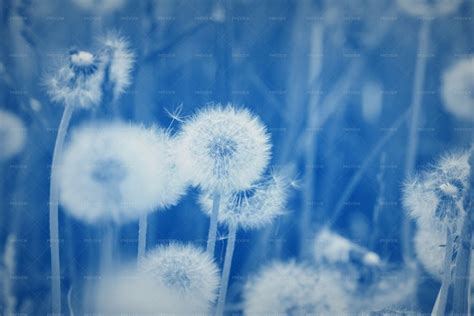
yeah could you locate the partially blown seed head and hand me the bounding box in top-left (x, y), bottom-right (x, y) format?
top-left (139, 244), bottom-right (220, 312)
top-left (244, 262), bottom-right (348, 315)
top-left (199, 170), bottom-right (289, 230)
top-left (0, 109), bottom-right (26, 160)
top-left (59, 122), bottom-right (187, 223)
top-left (176, 105), bottom-right (271, 192)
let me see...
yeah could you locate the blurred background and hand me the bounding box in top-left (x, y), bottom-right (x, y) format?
top-left (0, 0), bottom-right (473, 313)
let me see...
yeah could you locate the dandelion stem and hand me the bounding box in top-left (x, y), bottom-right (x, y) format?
top-left (100, 224), bottom-right (115, 275)
top-left (138, 214), bottom-right (148, 261)
top-left (431, 227), bottom-right (453, 316)
top-left (207, 191), bottom-right (221, 256)
top-left (216, 222), bottom-right (237, 316)
top-left (402, 18), bottom-right (431, 262)
top-left (49, 101), bottom-right (74, 314)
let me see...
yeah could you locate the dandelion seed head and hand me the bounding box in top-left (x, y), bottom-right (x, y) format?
top-left (99, 33), bottom-right (135, 99)
top-left (199, 170), bottom-right (288, 229)
top-left (139, 244), bottom-right (220, 310)
top-left (244, 262), bottom-right (348, 315)
top-left (442, 57), bottom-right (474, 121)
top-left (46, 49), bottom-right (104, 108)
top-left (0, 109), bottom-right (26, 161)
top-left (59, 122), bottom-right (187, 223)
top-left (176, 105), bottom-right (271, 192)
top-left (313, 229), bottom-right (353, 263)
top-left (397, 0), bottom-right (462, 17)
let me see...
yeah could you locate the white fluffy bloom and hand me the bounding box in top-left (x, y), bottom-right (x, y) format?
top-left (313, 228), bottom-right (381, 266)
top-left (199, 171), bottom-right (288, 230)
top-left (441, 57), bottom-right (474, 121)
top-left (244, 262), bottom-right (348, 315)
top-left (403, 150), bottom-right (471, 228)
top-left (397, 0), bottom-right (462, 17)
top-left (415, 226), bottom-right (474, 282)
top-left (0, 109), bottom-right (26, 160)
top-left (99, 34), bottom-right (135, 99)
top-left (139, 244), bottom-right (220, 312)
top-left (46, 49), bottom-right (104, 108)
top-left (176, 105), bottom-right (271, 192)
top-left (71, 0), bottom-right (126, 13)
top-left (59, 122), bottom-right (187, 223)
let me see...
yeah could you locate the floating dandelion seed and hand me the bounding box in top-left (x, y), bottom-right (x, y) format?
top-left (397, 0), bottom-right (462, 17)
top-left (46, 49), bottom-right (104, 108)
top-left (59, 122), bottom-right (187, 223)
top-left (0, 109), bottom-right (26, 160)
top-left (139, 244), bottom-right (220, 312)
top-left (244, 262), bottom-right (348, 315)
top-left (199, 170), bottom-right (288, 230)
top-left (441, 57), bottom-right (474, 121)
top-left (98, 33), bottom-right (135, 100)
top-left (177, 105), bottom-right (271, 193)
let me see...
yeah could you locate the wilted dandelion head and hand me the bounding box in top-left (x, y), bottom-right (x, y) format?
top-left (139, 244), bottom-right (220, 310)
top-left (0, 109), bottom-right (26, 160)
top-left (244, 262), bottom-right (348, 315)
top-left (98, 33), bottom-right (135, 99)
top-left (415, 226), bottom-right (474, 282)
top-left (199, 170), bottom-right (289, 230)
top-left (403, 150), bottom-right (471, 228)
top-left (397, 0), bottom-right (462, 17)
top-left (441, 57), bottom-right (474, 121)
top-left (59, 122), bottom-right (187, 223)
top-left (177, 105), bottom-right (271, 192)
top-left (46, 49), bottom-right (104, 108)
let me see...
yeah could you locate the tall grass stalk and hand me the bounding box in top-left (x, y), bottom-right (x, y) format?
top-left (49, 101), bottom-right (74, 314)
top-left (216, 222), bottom-right (237, 316)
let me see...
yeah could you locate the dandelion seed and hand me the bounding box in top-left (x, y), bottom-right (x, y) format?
top-left (199, 170), bottom-right (289, 230)
top-left (59, 122), bottom-right (187, 223)
top-left (244, 262), bottom-right (348, 315)
top-left (46, 49), bottom-right (104, 108)
top-left (397, 0), bottom-right (462, 17)
top-left (0, 109), bottom-right (26, 160)
top-left (441, 57), bottom-right (474, 121)
top-left (98, 33), bottom-right (135, 100)
top-left (176, 105), bottom-right (271, 193)
top-left (139, 244), bottom-right (220, 312)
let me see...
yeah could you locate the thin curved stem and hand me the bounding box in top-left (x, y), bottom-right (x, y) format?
top-left (207, 191), bottom-right (221, 256)
top-left (49, 102), bottom-right (74, 314)
top-left (216, 223), bottom-right (237, 316)
top-left (138, 214), bottom-right (148, 262)
top-left (432, 228), bottom-right (453, 316)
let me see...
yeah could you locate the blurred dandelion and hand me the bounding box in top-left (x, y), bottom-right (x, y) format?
top-left (441, 56), bottom-right (474, 121)
top-left (244, 262), bottom-right (348, 315)
top-left (139, 243), bottom-right (220, 313)
top-left (0, 109), bottom-right (26, 161)
top-left (177, 105), bottom-right (271, 256)
top-left (59, 122), bottom-right (186, 223)
top-left (199, 170), bottom-right (290, 315)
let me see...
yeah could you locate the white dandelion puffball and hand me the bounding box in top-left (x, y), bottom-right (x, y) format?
top-left (72, 0), bottom-right (126, 13)
top-left (441, 57), bottom-right (474, 121)
top-left (59, 122), bottom-right (187, 223)
top-left (397, 0), bottom-right (462, 17)
top-left (46, 49), bottom-right (104, 108)
top-left (94, 268), bottom-right (202, 314)
top-left (244, 262), bottom-right (348, 315)
top-left (139, 244), bottom-right (220, 312)
top-left (415, 226), bottom-right (474, 282)
top-left (403, 150), bottom-right (471, 227)
top-left (0, 109), bottom-right (26, 160)
top-left (176, 105), bottom-right (271, 192)
top-left (199, 171), bottom-right (288, 230)
top-left (99, 33), bottom-right (135, 99)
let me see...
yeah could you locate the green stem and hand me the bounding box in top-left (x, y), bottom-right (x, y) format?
top-left (432, 228), bottom-right (453, 316)
top-left (216, 222), bottom-right (237, 316)
top-left (49, 102), bottom-right (74, 314)
top-left (138, 214), bottom-right (148, 261)
top-left (206, 191), bottom-right (221, 256)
